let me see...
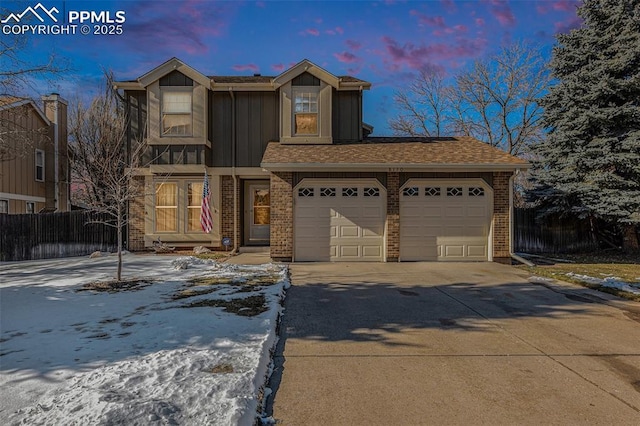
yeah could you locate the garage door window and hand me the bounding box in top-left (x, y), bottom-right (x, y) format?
top-left (342, 187), bottom-right (358, 197)
top-left (469, 187), bottom-right (485, 197)
top-left (403, 187), bottom-right (419, 197)
top-left (320, 187), bottom-right (336, 197)
top-left (298, 187), bottom-right (314, 197)
top-left (425, 187), bottom-right (441, 197)
top-left (446, 187), bottom-right (462, 197)
top-left (364, 187), bottom-right (380, 197)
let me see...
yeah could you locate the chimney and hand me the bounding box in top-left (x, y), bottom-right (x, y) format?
top-left (41, 94), bottom-right (69, 212)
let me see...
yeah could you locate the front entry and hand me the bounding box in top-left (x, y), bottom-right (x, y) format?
top-left (244, 180), bottom-right (270, 245)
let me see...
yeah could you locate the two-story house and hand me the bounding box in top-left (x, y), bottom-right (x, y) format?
top-left (0, 94), bottom-right (70, 214)
top-left (115, 58), bottom-right (528, 262)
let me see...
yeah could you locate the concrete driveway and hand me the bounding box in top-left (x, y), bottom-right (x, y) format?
top-left (266, 262), bottom-right (640, 425)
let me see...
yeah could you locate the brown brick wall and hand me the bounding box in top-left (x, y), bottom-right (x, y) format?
top-left (221, 176), bottom-right (240, 248)
top-left (386, 172), bottom-right (400, 261)
top-left (270, 172), bottom-right (293, 261)
top-left (492, 171), bottom-right (512, 260)
top-left (128, 175), bottom-right (146, 251)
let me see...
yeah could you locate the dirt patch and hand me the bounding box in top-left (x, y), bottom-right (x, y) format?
top-left (171, 288), bottom-right (219, 300)
top-left (182, 295), bottom-right (267, 317)
top-left (77, 280), bottom-right (152, 293)
top-left (210, 363), bottom-right (234, 374)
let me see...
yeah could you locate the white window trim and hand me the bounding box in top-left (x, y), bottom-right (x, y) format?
top-left (292, 86), bottom-right (320, 137)
top-left (26, 201), bottom-right (35, 214)
top-left (161, 87), bottom-right (193, 138)
top-left (35, 149), bottom-right (45, 182)
top-left (0, 199), bottom-right (8, 214)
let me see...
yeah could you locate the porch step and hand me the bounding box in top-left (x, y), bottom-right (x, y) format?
top-left (238, 246), bottom-right (270, 253)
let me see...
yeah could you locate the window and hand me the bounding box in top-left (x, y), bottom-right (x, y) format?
top-left (364, 187), bottom-right (380, 197)
top-left (425, 187), bottom-right (441, 197)
top-left (403, 187), bottom-right (419, 197)
top-left (26, 201), bottom-right (35, 214)
top-left (293, 89), bottom-right (318, 135)
top-left (0, 200), bottom-right (8, 214)
top-left (342, 187), bottom-right (358, 197)
top-left (298, 187), bottom-right (314, 197)
top-left (155, 183), bottom-right (177, 232)
top-left (162, 91), bottom-right (192, 136)
top-left (447, 187), bottom-right (463, 197)
top-left (469, 187), bottom-right (485, 197)
top-left (320, 188), bottom-right (336, 197)
top-left (187, 182), bottom-right (203, 232)
top-left (35, 149), bottom-right (44, 182)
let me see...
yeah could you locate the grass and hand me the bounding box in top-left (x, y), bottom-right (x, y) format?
top-left (182, 295), bottom-right (268, 316)
top-left (77, 279), bottom-right (152, 293)
top-left (518, 252), bottom-right (640, 301)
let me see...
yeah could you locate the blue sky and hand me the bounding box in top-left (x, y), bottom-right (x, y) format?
top-left (3, 0), bottom-right (581, 135)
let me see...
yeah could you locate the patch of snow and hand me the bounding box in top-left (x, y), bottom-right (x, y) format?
top-left (566, 272), bottom-right (640, 295)
top-left (528, 276), bottom-right (555, 284)
top-left (0, 255), bottom-right (288, 425)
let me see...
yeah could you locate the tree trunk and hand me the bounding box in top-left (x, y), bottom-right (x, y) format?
top-left (117, 220), bottom-right (123, 282)
top-left (622, 223), bottom-right (639, 252)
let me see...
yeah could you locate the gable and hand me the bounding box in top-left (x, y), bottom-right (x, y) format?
top-left (159, 70), bottom-right (194, 87)
top-left (292, 72), bottom-right (320, 87)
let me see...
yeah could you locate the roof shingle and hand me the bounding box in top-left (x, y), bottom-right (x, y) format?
top-left (261, 137), bottom-right (529, 169)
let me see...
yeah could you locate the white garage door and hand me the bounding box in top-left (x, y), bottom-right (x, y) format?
top-left (294, 180), bottom-right (386, 261)
top-left (400, 179), bottom-right (492, 261)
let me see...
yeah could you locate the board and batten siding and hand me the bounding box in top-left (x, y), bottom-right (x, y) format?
top-left (210, 91), bottom-right (279, 168)
top-left (332, 90), bottom-right (362, 142)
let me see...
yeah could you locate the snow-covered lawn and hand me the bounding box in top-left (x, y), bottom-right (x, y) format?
top-left (0, 255), bottom-right (288, 425)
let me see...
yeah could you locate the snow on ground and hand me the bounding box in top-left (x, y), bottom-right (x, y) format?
top-left (0, 255), bottom-right (289, 425)
top-left (565, 272), bottom-right (640, 295)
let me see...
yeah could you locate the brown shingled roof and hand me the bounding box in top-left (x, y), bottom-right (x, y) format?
top-left (208, 75), bottom-right (368, 84)
top-left (261, 137), bottom-right (529, 170)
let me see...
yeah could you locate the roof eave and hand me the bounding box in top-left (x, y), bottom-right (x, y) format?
top-left (260, 162), bottom-right (531, 172)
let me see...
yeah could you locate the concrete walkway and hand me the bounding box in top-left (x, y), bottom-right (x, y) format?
top-left (267, 262), bottom-right (640, 425)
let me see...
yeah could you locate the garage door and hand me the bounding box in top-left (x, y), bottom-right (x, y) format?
top-left (400, 179), bottom-right (492, 261)
top-left (294, 180), bottom-right (386, 261)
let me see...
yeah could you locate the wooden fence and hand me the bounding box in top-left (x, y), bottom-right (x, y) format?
top-left (513, 208), bottom-right (600, 254)
top-left (0, 211), bottom-right (118, 261)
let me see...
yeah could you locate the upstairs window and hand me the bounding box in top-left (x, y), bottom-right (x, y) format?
top-left (35, 149), bottom-right (44, 182)
top-left (162, 91), bottom-right (192, 136)
top-left (293, 89), bottom-right (318, 135)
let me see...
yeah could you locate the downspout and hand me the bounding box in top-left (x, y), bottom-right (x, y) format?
top-left (510, 170), bottom-right (534, 266)
top-left (229, 87), bottom-right (239, 254)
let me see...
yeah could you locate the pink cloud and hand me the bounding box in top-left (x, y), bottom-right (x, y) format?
top-left (334, 51), bottom-right (360, 63)
top-left (232, 64), bottom-right (260, 73)
top-left (346, 39), bottom-right (362, 50)
top-left (325, 29), bottom-right (336, 35)
top-left (271, 63), bottom-right (285, 72)
top-left (380, 35), bottom-right (487, 71)
top-left (553, 1), bottom-right (579, 12)
top-left (475, 17), bottom-right (485, 26)
top-left (410, 10), bottom-right (446, 27)
top-left (335, 26), bottom-right (344, 35)
top-left (490, 1), bottom-right (516, 26)
top-left (306, 28), bottom-right (320, 36)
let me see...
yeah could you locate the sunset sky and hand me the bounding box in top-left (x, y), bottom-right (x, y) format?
top-left (5, 0), bottom-right (582, 135)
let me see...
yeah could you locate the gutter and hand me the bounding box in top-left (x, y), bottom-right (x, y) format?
top-left (260, 162), bottom-right (530, 172)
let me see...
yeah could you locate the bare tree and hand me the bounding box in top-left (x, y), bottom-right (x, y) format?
top-left (390, 42), bottom-right (551, 156)
top-left (389, 69), bottom-right (451, 137)
top-left (69, 71), bottom-right (142, 281)
top-left (0, 21), bottom-right (69, 161)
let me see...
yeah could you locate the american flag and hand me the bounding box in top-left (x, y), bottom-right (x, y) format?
top-left (200, 170), bottom-right (213, 233)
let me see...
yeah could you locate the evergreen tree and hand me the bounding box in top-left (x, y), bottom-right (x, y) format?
top-left (531, 0), bottom-right (640, 248)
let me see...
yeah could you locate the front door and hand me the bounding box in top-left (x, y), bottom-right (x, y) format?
top-left (244, 181), bottom-right (270, 245)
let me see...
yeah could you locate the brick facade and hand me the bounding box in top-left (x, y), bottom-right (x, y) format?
top-left (221, 175), bottom-right (240, 249)
top-left (270, 172), bottom-right (293, 261)
top-left (492, 171), bottom-right (512, 261)
top-left (386, 172), bottom-right (400, 261)
top-left (128, 175), bottom-right (146, 251)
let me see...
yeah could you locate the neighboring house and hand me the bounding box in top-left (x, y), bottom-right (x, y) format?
top-left (115, 58), bottom-right (529, 262)
top-left (0, 94), bottom-right (70, 214)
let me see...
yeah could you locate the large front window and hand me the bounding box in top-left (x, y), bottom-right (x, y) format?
top-left (155, 183), bottom-right (177, 232)
top-left (162, 91), bottom-right (192, 136)
top-left (294, 90), bottom-right (318, 135)
top-left (187, 182), bottom-right (203, 232)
